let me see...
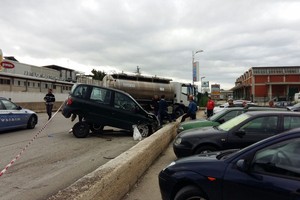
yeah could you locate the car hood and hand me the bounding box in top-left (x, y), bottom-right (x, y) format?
top-left (178, 126), bottom-right (223, 138)
top-left (180, 119), bottom-right (208, 126)
top-left (21, 109), bottom-right (36, 114)
top-left (162, 151), bottom-right (232, 177)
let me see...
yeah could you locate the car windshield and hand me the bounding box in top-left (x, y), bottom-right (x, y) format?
top-left (209, 109), bottom-right (229, 121)
top-left (217, 113), bottom-right (251, 131)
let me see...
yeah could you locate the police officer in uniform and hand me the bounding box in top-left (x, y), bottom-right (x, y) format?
top-left (44, 88), bottom-right (55, 120)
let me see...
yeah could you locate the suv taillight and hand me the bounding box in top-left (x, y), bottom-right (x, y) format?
top-left (67, 97), bottom-right (73, 105)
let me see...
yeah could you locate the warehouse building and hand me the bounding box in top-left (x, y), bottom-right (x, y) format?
top-left (232, 66), bottom-right (300, 103)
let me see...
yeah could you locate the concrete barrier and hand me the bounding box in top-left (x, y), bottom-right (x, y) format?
top-left (48, 121), bottom-right (179, 200)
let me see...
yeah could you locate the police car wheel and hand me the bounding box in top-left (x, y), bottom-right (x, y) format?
top-left (27, 115), bottom-right (37, 129)
top-left (73, 122), bottom-right (89, 138)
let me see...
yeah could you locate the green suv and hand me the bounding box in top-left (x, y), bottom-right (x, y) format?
top-left (177, 106), bottom-right (287, 133)
top-left (62, 84), bottom-right (159, 138)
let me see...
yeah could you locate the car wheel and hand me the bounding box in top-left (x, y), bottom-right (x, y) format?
top-left (175, 185), bottom-right (207, 200)
top-left (27, 115), bottom-right (37, 129)
top-left (137, 124), bottom-right (151, 137)
top-left (90, 123), bottom-right (104, 134)
top-left (194, 145), bottom-right (217, 155)
top-left (72, 122), bottom-right (89, 138)
top-left (174, 108), bottom-right (184, 119)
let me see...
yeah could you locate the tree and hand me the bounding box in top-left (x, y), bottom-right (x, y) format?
top-left (91, 69), bottom-right (106, 80)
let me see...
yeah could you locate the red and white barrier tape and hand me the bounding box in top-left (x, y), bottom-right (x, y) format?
top-left (0, 102), bottom-right (65, 177)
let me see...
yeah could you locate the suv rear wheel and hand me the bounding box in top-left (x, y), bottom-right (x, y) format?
top-left (73, 122), bottom-right (90, 138)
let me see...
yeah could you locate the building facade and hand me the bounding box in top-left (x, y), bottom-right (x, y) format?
top-left (232, 66), bottom-right (300, 103)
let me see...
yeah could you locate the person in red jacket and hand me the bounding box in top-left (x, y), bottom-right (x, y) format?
top-left (206, 96), bottom-right (215, 118)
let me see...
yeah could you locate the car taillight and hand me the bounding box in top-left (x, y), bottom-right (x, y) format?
top-left (67, 97), bottom-right (73, 105)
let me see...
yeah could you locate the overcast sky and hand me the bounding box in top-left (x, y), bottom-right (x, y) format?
top-left (1, 0), bottom-right (300, 90)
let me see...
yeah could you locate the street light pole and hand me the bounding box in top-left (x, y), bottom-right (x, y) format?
top-left (192, 50), bottom-right (204, 86)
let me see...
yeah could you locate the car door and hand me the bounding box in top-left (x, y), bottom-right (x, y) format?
top-left (225, 116), bottom-right (279, 149)
top-left (84, 86), bottom-right (114, 126)
top-left (222, 138), bottom-right (300, 200)
top-left (0, 99), bottom-right (27, 130)
top-left (111, 91), bottom-right (147, 130)
top-left (283, 115), bottom-right (300, 131)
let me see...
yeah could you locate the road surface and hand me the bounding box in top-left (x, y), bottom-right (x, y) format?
top-left (0, 112), bottom-right (138, 200)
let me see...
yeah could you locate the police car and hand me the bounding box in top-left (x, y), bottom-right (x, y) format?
top-left (0, 97), bottom-right (38, 132)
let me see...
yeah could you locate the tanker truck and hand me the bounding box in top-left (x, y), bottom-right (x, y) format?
top-left (101, 73), bottom-right (198, 118)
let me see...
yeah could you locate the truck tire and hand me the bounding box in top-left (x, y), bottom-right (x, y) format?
top-left (174, 108), bottom-right (184, 119)
top-left (73, 122), bottom-right (89, 138)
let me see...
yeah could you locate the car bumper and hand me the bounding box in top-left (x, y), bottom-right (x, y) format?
top-left (173, 144), bottom-right (193, 158)
top-left (158, 170), bottom-right (177, 200)
top-left (62, 107), bottom-right (72, 118)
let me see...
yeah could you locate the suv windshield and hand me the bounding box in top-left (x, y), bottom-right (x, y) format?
top-left (218, 113), bottom-right (250, 131)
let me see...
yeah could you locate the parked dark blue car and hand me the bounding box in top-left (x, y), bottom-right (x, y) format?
top-left (0, 97), bottom-right (38, 132)
top-left (159, 128), bottom-right (300, 200)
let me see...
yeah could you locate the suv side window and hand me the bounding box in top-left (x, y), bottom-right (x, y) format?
top-left (251, 138), bottom-right (300, 179)
top-left (114, 92), bottom-right (136, 112)
top-left (90, 87), bottom-right (111, 105)
top-left (73, 85), bottom-right (88, 99)
top-left (283, 116), bottom-right (300, 131)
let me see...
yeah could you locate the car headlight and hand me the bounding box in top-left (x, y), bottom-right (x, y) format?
top-left (162, 161), bottom-right (176, 171)
top-left (174, 137), bottom-right (182, 145)
top-left (177, 126), bottom-right (184, 133)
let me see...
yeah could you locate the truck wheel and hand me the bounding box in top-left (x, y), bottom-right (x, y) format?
top-left (137, 124), bottom-right (151, 137)
top-left (174, 108), bottom-right (184, 119)
top-left (72, 122), bottom-right (89, 138)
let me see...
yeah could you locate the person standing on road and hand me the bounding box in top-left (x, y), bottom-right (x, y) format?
top-left (180, 95), bottom-right (197, 122)
top-left (158, 94), bottom-right (172, 125)
top-left (269, 99), bottom-right (275, 107)
top-left (44, 88), bottom-right (55, 120)
top-left (151, 95), bottom-right (159, 117)
top-left (228, 98), bottom-right (235, 107)
top-left (206, 96), bottom-right (215, 118)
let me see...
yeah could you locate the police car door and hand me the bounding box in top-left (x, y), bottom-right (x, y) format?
top-left (0, 99), bottom-right (26, 130)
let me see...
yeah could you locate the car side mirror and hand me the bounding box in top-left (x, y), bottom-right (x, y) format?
top-left (235, 130), bottom-right (246, 137)
top-left (17, 106), bottom-right (22, 110)
top-left (236, 159), bottom-right (248, 172)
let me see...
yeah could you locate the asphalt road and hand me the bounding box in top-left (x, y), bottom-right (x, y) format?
top-left (0, 112), bottom-right (138, 200)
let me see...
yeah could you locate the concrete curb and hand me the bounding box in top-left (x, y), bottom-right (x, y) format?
top-left (48, 121), bottom-right (178, 200)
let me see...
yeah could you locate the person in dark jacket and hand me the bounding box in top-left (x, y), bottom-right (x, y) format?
top-left (151, 95), bottom-right (159, 117)
top-left (158, 94), bottom-right (172, 125)
top-left (180, 95), bottom-right (197, 122)
top-left (44, 88), bottom-right (55, 120)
